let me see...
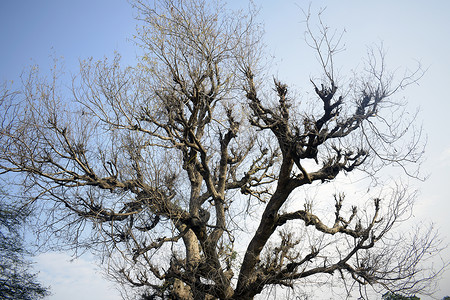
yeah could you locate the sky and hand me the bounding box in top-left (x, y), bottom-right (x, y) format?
top-left (1, 0), bottom-right (450, 299)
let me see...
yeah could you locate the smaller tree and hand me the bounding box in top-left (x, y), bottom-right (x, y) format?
top-left (0, 189), bottom-right (50, 300)
top-left (382, 292), bottom-right (420, 300)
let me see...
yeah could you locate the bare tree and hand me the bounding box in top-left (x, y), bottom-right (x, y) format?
top-left (0, 1), bottom-right (444, 299)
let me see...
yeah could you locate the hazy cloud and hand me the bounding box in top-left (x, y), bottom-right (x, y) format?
top-left (35, 252), bottom-right (121, 300)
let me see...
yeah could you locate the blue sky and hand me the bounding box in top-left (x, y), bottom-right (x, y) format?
top-left (0, 0), bottom-right (136, 81)
top-left (1, 1), bottom-right (450, 299)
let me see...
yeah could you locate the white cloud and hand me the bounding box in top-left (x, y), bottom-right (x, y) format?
top-left (35, 252), bottom-right (122, 300)
top-left (439, 147), bottom-right (450, 167)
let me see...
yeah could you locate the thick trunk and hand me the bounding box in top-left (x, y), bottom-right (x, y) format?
top-left (234, 192), bottom-right (286, 298)
top-left (235, 158), bottom-right (295, 298)
top-left (172, 278), bottom-right (193, 300)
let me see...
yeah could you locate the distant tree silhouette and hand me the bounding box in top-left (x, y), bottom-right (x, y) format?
top-left (0, 189), bottom-right (50, 300)
top-left (382, 292), bottom-right (420, 300)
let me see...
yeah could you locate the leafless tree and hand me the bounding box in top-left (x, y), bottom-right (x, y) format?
top-left (0, 1), bottom-right (444, 299)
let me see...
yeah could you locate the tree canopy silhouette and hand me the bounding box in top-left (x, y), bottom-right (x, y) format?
top-left (0, 189), bottom-right (50, 300)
